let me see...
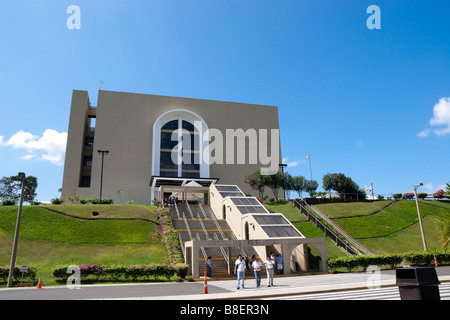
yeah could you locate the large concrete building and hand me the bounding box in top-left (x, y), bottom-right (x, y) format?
top-left (61, 89), bottom-right (329, 276)
top-left (62, 90), bottom-right (283, 205)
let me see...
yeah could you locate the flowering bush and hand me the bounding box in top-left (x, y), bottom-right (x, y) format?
top-left (156, 207), bottom-right (184, 264)
top-left (433, 189), bottom-right (445, 199)
top-left (402, 193), bottom-right (415, 199)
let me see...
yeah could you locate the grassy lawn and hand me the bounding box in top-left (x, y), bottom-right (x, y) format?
top-left (43, 204), bottom-right (158, 222)
top-left (314, 200), bottom-right (394, 218)
top-left (267, 200), bottom-right (449, 258)
top-left (358, 215), bottom-right (442, 254)
top-left (316, 200), bottom-right (449, 254)
top-left (0, 205), bottom-right (168, 286)
top-left (264, 203), bottom-right (308, 222)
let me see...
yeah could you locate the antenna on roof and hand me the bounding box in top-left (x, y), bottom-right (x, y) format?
top-left (99, 80), bottom-right (103, 90)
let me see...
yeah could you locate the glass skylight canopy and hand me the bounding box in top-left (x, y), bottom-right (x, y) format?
top-left (261, 225), bottom-right (302, 238)
top-left (252, 214), bottom-right (289, 225)
top-left (215, 185), bottom-right (245, 198)
top-left (229, 197), bottom-right (269, 214)
top-left (252, 214), bottom-right (302, 238)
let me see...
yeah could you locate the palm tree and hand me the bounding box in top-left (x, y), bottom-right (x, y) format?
top-left (435, 218), bottom-right (450, 252)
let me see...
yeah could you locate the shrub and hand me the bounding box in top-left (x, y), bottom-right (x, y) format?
top-left (51, 197), bottom-right (65, 205)
top-left (402, 193), bottom-right (414, 199)
top-left (156, 207), bottom-right (183, 264)
top-left (327, 251), bottom-right (450, 272)
top-left (417, 193), bottom-right (428, 199)
top-left (51, 264), bottom-right (188, 282)
top-left (1, 199), bottom-right (17, 206)
top-left (393, 193), bottom-right (402, 200)
top-left (87, 198), bottom-right (114, 204)
top-left (0, 265), bottom-right (38, 283)
top-left (433, 190), bottom-right (445, 199)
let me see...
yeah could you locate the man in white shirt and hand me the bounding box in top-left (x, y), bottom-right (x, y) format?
top-left (264, 256), bottom-right (275, 287)
top-left (252, 257), bottom-right (262, 287)
top-left (234, 255), bottom-right (246, 289)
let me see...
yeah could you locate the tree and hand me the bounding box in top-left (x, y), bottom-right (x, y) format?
top-left (305, 180), bottom-right (319, 197)
top-left (435, 218), bottom-right (450, 252)
top-left (321, 172), bottom-right (361, 198)
top-left (244, 171), bottom-right (266, 199)
top-left (264, 171), bottom-right (286, 199)
top-left (284, 173), bottom-right (295, 200)
top-left (291, 175), bottom-right (306, 198)
top-left (0, 175), bottom-right (38, 203)
top-left (445, 182), bottom-right (450, 198)
top-left (322, 173), bottom-right (334, 197)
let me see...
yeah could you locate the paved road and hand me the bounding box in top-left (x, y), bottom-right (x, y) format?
top-left (260, 282), bottom-right (450, 300)
top-left (1, 266), bottom-right (449, 301)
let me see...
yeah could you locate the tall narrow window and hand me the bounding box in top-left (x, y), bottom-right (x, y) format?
top-left (152, 109), bottom-right (209, 180)
top-left (159, 119), bottom-right (200, 178)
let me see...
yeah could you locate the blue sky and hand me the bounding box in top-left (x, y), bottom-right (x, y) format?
top-left (1, 0), bottom-right (449, 202)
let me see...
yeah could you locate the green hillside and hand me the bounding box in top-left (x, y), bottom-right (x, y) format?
top-left (317, 200), bottom-right (449, 254)
top-left (1, 200), bottom-right (449, 286)
top-left (266, 200), bottom-right (450, 258)
top-left (0, 205), bottom-right (168, 286)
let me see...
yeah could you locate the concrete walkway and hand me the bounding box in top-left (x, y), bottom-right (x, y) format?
top-left (148, 267), bottom-right (450, 300)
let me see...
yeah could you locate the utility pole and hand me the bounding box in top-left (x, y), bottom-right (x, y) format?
top-left (306, 155), bottom-right (312, 181)
top-left (7, 172), bottom-right (26, 287)
top-left (413, 183), bottom-right (428, 251)
top-left (97, 150), bottom-right (109, 200)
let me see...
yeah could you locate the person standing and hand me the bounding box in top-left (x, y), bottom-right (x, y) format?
top-left (252, 257), bottom-right (262, 287)
top-left (276, 254), bottom-right (283, 275)
top-left (234, 255), bottom-right (246, 289)
top-left (264, 256), bottom-right (275, 287)
top-left (206, 256), bottom-right (212, 278)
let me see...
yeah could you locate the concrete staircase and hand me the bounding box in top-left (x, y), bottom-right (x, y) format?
top-left (170, 203), bottom-right (260, 277)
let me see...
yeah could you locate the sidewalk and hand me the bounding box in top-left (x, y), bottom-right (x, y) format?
top-left (150, 269), bottom-right (450, 300)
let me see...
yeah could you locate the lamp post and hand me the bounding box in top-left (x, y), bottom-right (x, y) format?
top-left (306, 155), bottom-right (313, 181)
top-left (7, 172), bottom-right (26, 287)
top-left (413, 183), bottom-right (428, 251)
top-left (279, 163), bottom-right (287, 200)
top-left (97, 150), bottom-right (109, 200)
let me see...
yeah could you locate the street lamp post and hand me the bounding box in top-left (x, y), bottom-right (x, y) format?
top-left (413, 183), bottom-right (428, 251)
top-left (306, 155), bottom-right (313, 181)
top-left (7, 172), bottom-right (26, 288)
top-left (97, 150), bottom-right (109, 200)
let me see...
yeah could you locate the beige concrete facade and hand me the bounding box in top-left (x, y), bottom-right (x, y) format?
top-left (62, 90), bottom-right (282, 204)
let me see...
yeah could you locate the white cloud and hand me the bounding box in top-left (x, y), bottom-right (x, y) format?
top-left (418, 97), bottom-right (450, 137)
top-left (282, 157), bottom-right (304, 168)
top-left (1, 129), bottom-right (67, 165)
top-left (421, 183), bottom-right (446, 194)
top-left (417, 129), bottom-right (430, 138)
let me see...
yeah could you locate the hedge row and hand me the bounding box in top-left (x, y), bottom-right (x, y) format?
top-left (52, 263), bottom-right (189, 282)
top-left (328, 251), bottom-right (450, 272)
top-left (156, 207), bottom-right (184, 264)
top-left (0, 265), bottom-right (38, 283)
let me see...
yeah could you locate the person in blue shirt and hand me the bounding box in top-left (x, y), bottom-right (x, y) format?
top-left (276, 254), bottom-right (283, 274)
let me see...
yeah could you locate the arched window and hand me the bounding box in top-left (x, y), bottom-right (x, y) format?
top-left (152, 109), bottom-right (209, 178)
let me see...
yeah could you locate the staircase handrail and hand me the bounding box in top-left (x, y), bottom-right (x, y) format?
top-left (293, 199), bottom-right (357, 255)
top-left (300, 199), bottom-right (372, 255)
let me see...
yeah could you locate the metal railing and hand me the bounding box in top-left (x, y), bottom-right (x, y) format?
top-left (293, 199), bottom-right (360, 255)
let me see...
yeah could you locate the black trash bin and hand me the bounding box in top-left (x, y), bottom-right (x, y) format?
top-left (396, 267), bottom-right (440, 300)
